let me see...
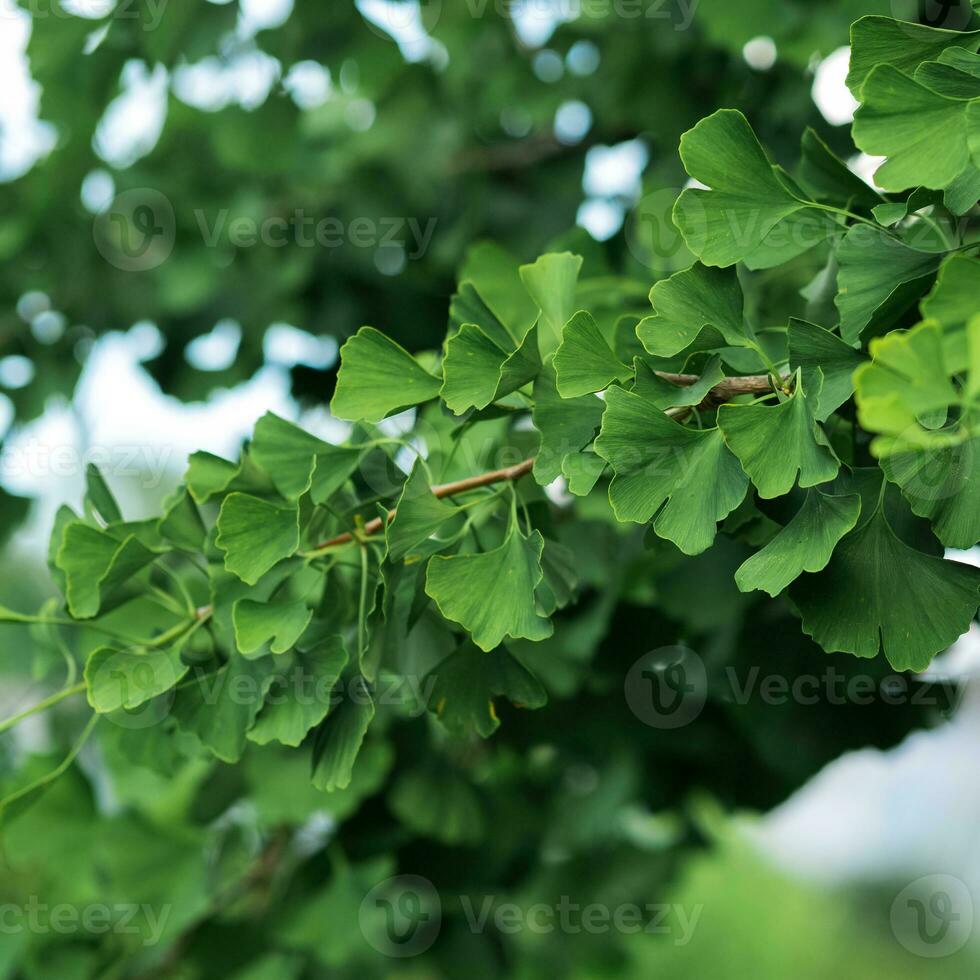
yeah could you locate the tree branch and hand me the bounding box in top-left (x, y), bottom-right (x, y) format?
top-left (315, 373), bottom-right (781, 549)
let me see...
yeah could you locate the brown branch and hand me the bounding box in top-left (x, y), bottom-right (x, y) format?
top-left (313, 373), bottom-right (783, 551)
top-left (315, 457), bottom-right (535, 549)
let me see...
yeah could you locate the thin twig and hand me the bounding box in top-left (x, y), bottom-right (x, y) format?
top-left (314, 373), bottom-right (783, 549)
top-left (315, 457), bottom-right (535, 549)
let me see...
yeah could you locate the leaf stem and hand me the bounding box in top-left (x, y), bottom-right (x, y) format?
top-left (0, 681), bottom-right (87, 735)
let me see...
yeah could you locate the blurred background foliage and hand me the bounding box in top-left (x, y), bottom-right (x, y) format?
top-left (1, 0), bottom-right (979, 977)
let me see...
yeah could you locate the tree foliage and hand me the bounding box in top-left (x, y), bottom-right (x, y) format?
top-left (2, 5), bottom-right (979, 978)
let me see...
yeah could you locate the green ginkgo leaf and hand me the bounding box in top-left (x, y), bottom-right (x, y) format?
top-left (531, 360), bottom-right (603, 484)
top-left (852, 65), bottom-right (976, 191)
top-left (632, 355), bottom-right (726, 410)
top-left (459, 241), bottom-right (538, 341)
top-left (173, 654), bottom-right (281, 763)
top-left (791, 484), bottom-right (980, 671)
top-left (797, 127), bottom-right (882, 209)
top-left (735, 489), bottom-right (861, 596)
top-left (881, 434), bottom-right (980, 549)
top-left (449, 281), bottom-right (513, 350)
top-left (85, 644), bottom-right (188, 713)
top-left (854, 320), bottom-right (959, 449)
top-left (311, 679), bottom-right (374, 791)
top-left (672, 110), bottom-right (812, 267)
top-left (158, 487), bottom-right (206, 552)
top-left (519, 252), bottom-right (583, 355)
top-left (440, 322), bottom-right (540, 415)
top-left (249, 637), bottom-right (349, 747)
top-left (846, 16), bottom-right (980, 95)
top-left (216, 493), bottom-right (300, 585)
top-left (251, 412), bottom-right (362, 503)
top-left (233, 594), bottom-right (313, 655)
top-left (425, 643), bottom-right (546, 738)
top-left (56, 523), bottom-right (159, 619)
top-left (185, 449), bottom-right (276, 505)
top-left (84, 464), bottom-right (122, 524)
top-left (636, 263), bottom-right (750, 358)
top-left (561, 451), bottom-right (606, 496)
top-left (916, 50), bottom-right (980, 99)
top-left (386, 461), bottom-right (459, 561)
top-left (426, 524), bottom-right (552, 651)
top-left (594, 386), bottom-right (748, 554)
top-left (331, 326), bottom-right (442, 423)
top-left (788, 319), bottom-right (865, 420)
top-left (921, 253), bottom-right (980, 370)
top-left (835, 225), bottom-right (942, 343)
top-left (553, 311), bottom-right (632, 397)
top-left (718, 378), bottom-right (839, 498)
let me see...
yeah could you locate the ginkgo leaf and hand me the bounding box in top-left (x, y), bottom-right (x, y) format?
top-left (216, 493), bottom-right (300, 585)
top-left (735, 489), bottom-right (861, 596)
top-left (385, 461), bottom-right (459, 561)
top-left (742, 209), bottom-right (841, 271)
top-left (718, 379), bottom-right (840, 498)
top-left (852, 65), bottom-right (976, 191)
top-left (459, 241), bottom-right (538, 341)
top-left (425, 643), bottom-right (546, 738)
top-left (425, 525), bottom-right (553, 651)
top-left (636, 263), bottom-right (750, 358)
top-left (916, 51), bottom-right (980, 99)
top-left (185, 450), bottom-right (276, 505)
top-left (553, 311), bottom-right (632, 397)
top-left (56, 522), bottom-right (159, 619)
top-left (173, 654), bottom-right (281, 763)
top-left (797, 127), bottom-right (882, 209)
top-left (561, 451), bottom-right (605, 496)
top-left (672, 110), bottom-right (812, 267)
top-left (311, 678), bottom-right (374, 791)
top-left (881, 435), bottom-right (980, 549)
top-left (331, 326), bottom-right (442, 423)
top-left (440, 322), bottom-right (540, 415)
top-left (85, 464), bottom-right (122, 524)
top-left (945, 163), bottom-right (980, 213)
top-left (835, 225), bottom-right (942, 343)
top-left (633, 356), bottom-right (726, 409)
top-left (85, 644), bottom-right (188, 713)
top-left (594, 386), bottom-right (748, 554)
top-left (519, 252), bottom-right (583, 355)
top-left (251, 412), bottom-right (362, 503)
top-left (249, 637), bottom-right (349, 747)
top-left (531, 360), bottom-right (603, 484)
top-left (791, 484), bottom-right (980, 671)
top-left (233, 594), bottom-right (313, 655)
top-left (158, 487), bottom-right (206, 552)
top-left (846, 16), bottom-right (980, 96)
top-left (854, 320), bottom-right (959, 448)
top-left (920, 253), bottom-right (980, 370)
top-left (788, 319), bottom-right (865, 420)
